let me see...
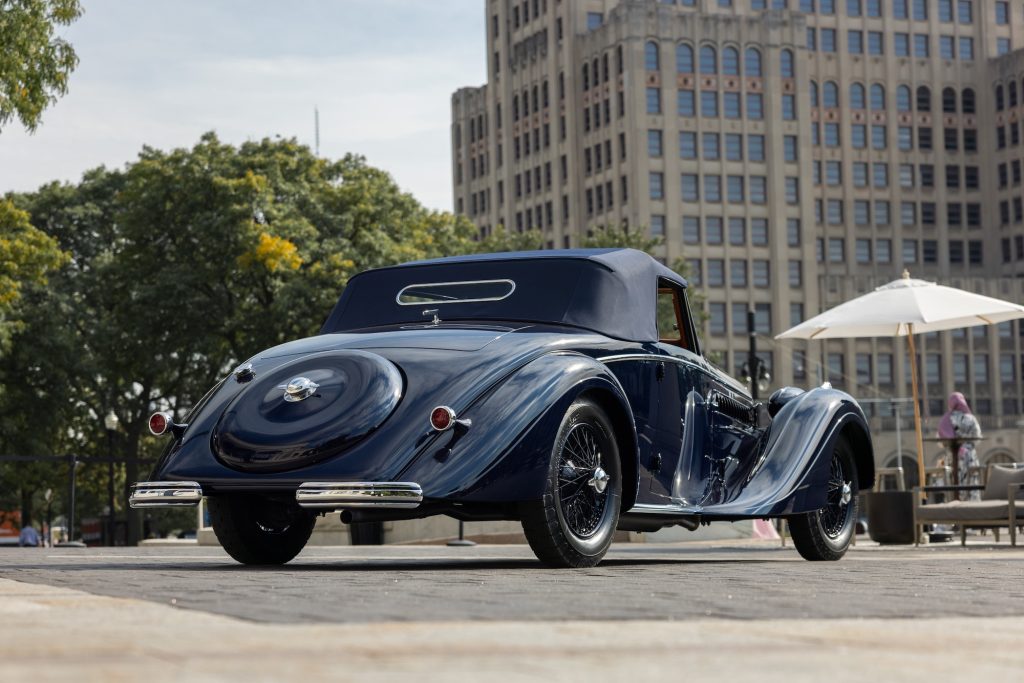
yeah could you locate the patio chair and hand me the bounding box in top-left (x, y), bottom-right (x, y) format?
top-left (912, 464), bottom-right (1024, 546)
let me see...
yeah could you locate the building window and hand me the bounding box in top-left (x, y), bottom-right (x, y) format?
top-left (912, 35), bottom-right (930, 59)
top-left (783, 136), bottom-right (797, 162)
top-left (729, 217), bottom-right (745, 246)
top-left (681, 174), bottom-right (699, 202)
top-left (683, 216), bottom-right (700, 244)
top-left (648, 130), bottom-right (663, 157)
top-left (646, 87), bottom-right (662, 114)
top-left (752, 218), bottom-right (768, 245)
top-left (700, 45), bottom-right (717, 74)
top-left (895, 33), bottom-right (910, 57)
top-left (650, 215), bottom-right (665, 237)
top-left (787, 219), bottom-right (801, 246)
top-left (829, 238), bottom-right (845, 262)
top-left (730, 260), bottom-right (747, 288)
top-left (848, 31), bottom-right (863, 54)
top-left (709, 302), bottom-right (726, 335)
top-left (722, 47), bottom-right (739, 76)
top-left (679, 131), bottom-right (697, 159)
top-left (750, 176), bottom-right (767, 204)
top-left (856, 238), bottom-right (872, 263)
top-left (780, 49), bottom-right (794, 78)
top-left (821, 29), bottom-right (837, 53)
top-left (677, 44), bottom-right (694, 73)
top-left (587, 12), bottom-right (603, 30)
top-left (748, 135), bottom-right (765, 161)
top-left (959, 37), bottom-right (974, 60)
top-left (747, 93), bottom-right (763, 119)
top-left (727, 176), bottom-right (745, 202)
top-left (705, 175), bottom-right (722, 202)
top-left (645, 41), bottom-right (660, 71)
top-left (782, 94), bottom-right (796, 120)
top-left (678, 89), bottom-right (695, 116)
top-left (788, 260), bottom-right (802, 287)
top-left (649, 172), bottom-right (664, 200)
top-left (850, 83), bottom-right (865, 109)
top-left (707, 217), bottom-right (724, 244)
top-left (724, 92), bottom-right (742, 119)
top-left (701, 91), bottom-right (718, 117)
top-left (703, 132), bottom-right (720, 160)
top-left (745, 48), bottom-right (762, 77)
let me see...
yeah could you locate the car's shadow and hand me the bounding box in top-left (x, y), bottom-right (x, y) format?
top-left (8, 556), bottom-right (784, 573)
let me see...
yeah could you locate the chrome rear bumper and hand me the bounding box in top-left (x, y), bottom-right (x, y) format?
top-left (129, 481), bottom-right (203, 508)
top-left (295, 482), bottom-right (423, 509)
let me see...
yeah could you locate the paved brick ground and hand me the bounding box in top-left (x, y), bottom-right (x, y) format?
top-left (2, 540), bottom-right (1021, 624)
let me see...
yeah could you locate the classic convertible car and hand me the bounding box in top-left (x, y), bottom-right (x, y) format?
top-left (131, 249), bottom-right (873, 567)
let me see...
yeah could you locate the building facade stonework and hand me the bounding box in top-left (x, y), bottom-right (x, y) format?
top-left (453, 0), bottom-right (1024, 473)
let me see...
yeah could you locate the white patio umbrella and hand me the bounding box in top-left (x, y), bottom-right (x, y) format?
top-left (777, 271), bottom-right (1024, 495)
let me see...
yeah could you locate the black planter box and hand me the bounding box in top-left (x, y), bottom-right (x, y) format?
top-left (866, 490), bottom-right (916, 544)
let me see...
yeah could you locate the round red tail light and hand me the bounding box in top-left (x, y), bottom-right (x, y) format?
top-left (149, 412), bottom-right (171, 436)
top-left (429, 406), bottom-right (455, 432)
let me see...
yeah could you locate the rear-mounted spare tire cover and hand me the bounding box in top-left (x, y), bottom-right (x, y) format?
top-left (213, 350), bottom-right (403, 472)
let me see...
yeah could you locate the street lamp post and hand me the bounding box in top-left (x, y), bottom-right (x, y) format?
top-left (104, 410), bottom-right (119, 546)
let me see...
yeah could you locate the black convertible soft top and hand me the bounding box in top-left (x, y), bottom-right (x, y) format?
top-left (321, 248), bottom-right (687, 343)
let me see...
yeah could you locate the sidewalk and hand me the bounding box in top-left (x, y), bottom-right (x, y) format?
top-left (1, 576), bottom-right (1022, 682)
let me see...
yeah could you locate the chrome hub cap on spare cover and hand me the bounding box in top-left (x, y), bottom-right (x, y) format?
top-left (282, 376), bottom-right (319, 402)
top-left (557, 423), bottom-right (610, 538)
top-left (821, 455), bottom-right (854, 539)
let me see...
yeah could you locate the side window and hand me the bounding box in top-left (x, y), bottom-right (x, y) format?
top-left (657, 281), bottom-right (693, 351)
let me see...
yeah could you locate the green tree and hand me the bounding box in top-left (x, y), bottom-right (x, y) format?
top-left (5, 133), bottom-right (479, 542)
top-left (0, 0), bottom-right (82, 132)
top-left (0, 198), bottom-right (66, 352)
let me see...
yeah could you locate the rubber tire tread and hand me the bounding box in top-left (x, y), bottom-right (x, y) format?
top-left (209, 495), bottom-right (316, 565)
top-left (789, 437), bottom-right (859, 562)
top-left (521, 399), bottom-right (621, 568)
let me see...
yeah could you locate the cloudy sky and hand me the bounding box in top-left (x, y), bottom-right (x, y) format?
top-left (0, 0), bottom-right (486, 211)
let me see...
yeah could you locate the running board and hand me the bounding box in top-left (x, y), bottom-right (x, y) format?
top-left (129, 481), bottom-right (203, 508)
top-left (295, 482), bottom-right (423, 509)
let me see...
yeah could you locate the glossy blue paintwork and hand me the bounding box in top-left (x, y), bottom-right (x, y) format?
top-left (149, 314), bottom-right (873, 523)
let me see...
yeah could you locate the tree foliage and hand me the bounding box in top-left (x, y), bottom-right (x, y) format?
top-left (0, 0), bottom-right (82, 132)
top-left (0, 197), bottom-right (66, 352)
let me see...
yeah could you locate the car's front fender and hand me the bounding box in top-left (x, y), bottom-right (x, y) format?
top-left (399, 352), bottom-right (639, 506)
top-left (705, 386), bottom-right (874, 517)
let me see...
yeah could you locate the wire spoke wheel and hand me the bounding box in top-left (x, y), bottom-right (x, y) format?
top-left (556, 423), bottom-right (608, 538)
top-left (819, 455), bottom-right (853, 538)
top-left (520, 399), bottom-right (621, 568)
top-left (789, 437), bottom-right (859, 561)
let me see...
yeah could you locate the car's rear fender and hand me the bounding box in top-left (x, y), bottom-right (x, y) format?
top-left (703, 387), bottom-right (874, 517)
top-left (398, 351), bottom-right (640, 507)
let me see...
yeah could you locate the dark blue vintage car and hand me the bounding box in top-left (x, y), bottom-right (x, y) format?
top-left (131, 249), bottom-right (874, 567)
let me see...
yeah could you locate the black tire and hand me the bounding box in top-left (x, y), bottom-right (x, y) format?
top-left (209, 495), bottom-right (316, 565)
top-left (521, 398), bottom-right (622, 568)
top-left (789, 437), bottom-right (859, 561)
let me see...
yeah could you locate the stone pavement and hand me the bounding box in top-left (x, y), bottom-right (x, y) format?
top-left (1, 540), bottom-right (1022, 681)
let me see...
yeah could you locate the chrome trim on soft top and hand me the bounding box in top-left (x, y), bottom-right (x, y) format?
top-left (396, 279), bottom-right (516, 306)
top-left (295, 482), bottom-right (423, 509)
top-left (129, 481), bottom-right (202, 508)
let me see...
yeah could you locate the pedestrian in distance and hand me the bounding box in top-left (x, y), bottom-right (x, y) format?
top-left (19, 523), bottom-right (41, 547)
top-left (937, 392), bottom-right (982, 502)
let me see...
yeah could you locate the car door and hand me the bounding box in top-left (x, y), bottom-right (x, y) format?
top-left (647, 281), bottom-right (710, 507)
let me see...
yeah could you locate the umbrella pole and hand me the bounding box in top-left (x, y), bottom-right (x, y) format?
top-left (906, 329), bottom-right (927, 501)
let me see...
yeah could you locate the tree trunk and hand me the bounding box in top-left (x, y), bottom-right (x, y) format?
top-left (124, 427), bottom-right (142, 545)
top-left (20, 486), bottom-right (33, 528)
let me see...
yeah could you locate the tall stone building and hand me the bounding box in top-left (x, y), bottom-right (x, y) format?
top-left (452, 0), bottom-right (1024, 474)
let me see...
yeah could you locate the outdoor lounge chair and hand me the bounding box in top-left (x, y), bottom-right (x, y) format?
top-left (913, 465), bottom-right (1024, 546)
